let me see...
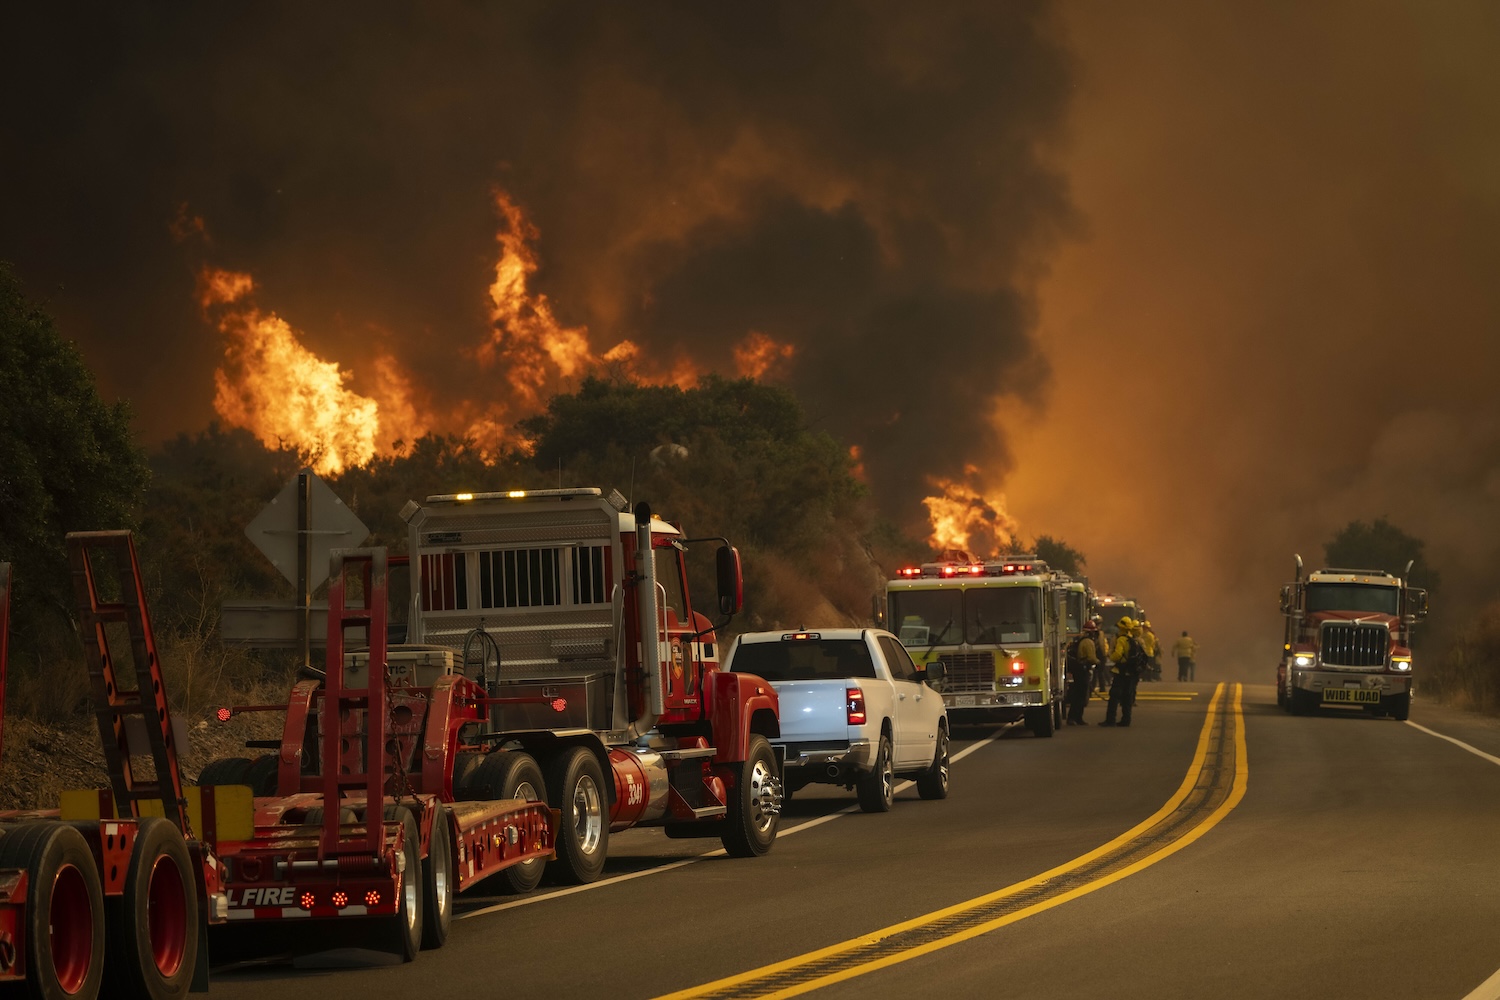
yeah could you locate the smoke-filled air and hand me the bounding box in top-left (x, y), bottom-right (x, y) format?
top-left (5, 2), bottom-right (1500, 673)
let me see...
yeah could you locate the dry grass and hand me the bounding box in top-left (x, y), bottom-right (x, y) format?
top-left (1424, 600), bottom-right (1500, 713)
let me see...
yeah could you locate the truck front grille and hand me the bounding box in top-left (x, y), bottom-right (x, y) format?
top-left (939, 653), bottom-right (995, 690)
top-left (1321, 623), bottom-right (1388, 668)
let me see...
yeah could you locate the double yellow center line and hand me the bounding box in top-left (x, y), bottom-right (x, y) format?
top-left (659, 682), bottom-right (1247, 1000)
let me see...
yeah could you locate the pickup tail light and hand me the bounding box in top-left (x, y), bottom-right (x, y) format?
top-left (847, 686), bottom-right (866, 726)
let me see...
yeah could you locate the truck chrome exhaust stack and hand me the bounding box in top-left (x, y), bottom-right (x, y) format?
top-left (627, 501), bottom-right (664, 740)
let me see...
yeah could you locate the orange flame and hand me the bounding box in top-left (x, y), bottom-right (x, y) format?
top-left (734, 331), bottom-right (796, 380)
top-left (922, 471), bottom-right (1019, 558)
top-left (204, 269), bottom-right (430, 474)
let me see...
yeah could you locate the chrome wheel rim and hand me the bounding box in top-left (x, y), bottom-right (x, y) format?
top-left (572, 774), bottom-right (604, 856)
top-left (746, 755), bottom-right (781, 834)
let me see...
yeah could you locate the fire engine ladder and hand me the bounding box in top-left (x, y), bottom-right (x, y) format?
top-left (67, 531), bottom-right (189, 833)
top-left (320, 547), bottom-right (389, 857)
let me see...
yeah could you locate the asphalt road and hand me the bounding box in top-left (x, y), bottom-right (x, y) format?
top-left (204, 683), bottom-right (1500, 999)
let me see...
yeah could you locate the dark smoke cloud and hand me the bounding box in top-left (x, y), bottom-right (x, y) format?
top-left (1008, 1), bottom-right (1500, 675)
top-left (0, 2), bottom-right (1074, 531)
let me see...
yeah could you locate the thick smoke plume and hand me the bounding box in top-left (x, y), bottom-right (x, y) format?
top-left (0, 3), bottom-right (1075, 539)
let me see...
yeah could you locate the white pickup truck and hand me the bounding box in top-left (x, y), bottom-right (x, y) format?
top-left (724, 628), bottom-right (949, 812)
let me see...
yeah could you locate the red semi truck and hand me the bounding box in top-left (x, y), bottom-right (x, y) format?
top-left (1277, 555), bottom-right (1429, 719)
top-left (397, 487), bottom-right (784, 874)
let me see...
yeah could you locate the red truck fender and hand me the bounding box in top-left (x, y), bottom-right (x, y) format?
top-left (704, 670), bottom-right (779, 764)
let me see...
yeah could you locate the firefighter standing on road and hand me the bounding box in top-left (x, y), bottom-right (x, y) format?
top-left (1173, 630), bottom-right (1198, 681)
top-left (1140, 620), bottom-right (1161, 681)
top-left (1101, 616), bottom-right (1147, 727)
top-left (1064, 621), bottom-right (1103, 725)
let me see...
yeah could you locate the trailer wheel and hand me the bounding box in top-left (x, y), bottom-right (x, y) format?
top-left (379, 806), bottom-right (424, 962)
top-left (545, 747), bottom-right (608, 884)
top-left (0, 821), bottom-right (105, 1000)
top-left (465, 752), bottom-right (547, 893)
top-left (421, 803), bottom-right (454, 949)
top-left (195, 756), bottom-right (252, 787)
top-left (917, 725), bottom-right (950, 801)
top-left (107, 817), bottom-right (198, 1000)
top-left (856, 735), bottom-right (894, 814)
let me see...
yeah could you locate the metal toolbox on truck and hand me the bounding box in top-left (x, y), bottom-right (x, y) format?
top-left (492, 672), bottom-right (612, 731)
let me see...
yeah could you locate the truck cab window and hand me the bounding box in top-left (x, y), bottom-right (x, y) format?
top-left (654, 545), bottom-right (688, 626)
top-left (878, 636), bottom-right (915, 680)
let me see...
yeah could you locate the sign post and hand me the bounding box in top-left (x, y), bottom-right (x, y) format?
top-left (243, 470), bottom-right (370, 664)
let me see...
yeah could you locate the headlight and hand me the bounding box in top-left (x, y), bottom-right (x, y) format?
top-left (1293, 654), bottom-right (1314, 667)
top-left (1391, 657), bottom-right (1412, 672)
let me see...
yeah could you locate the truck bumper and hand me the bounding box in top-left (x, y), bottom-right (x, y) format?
top-left (1293, 669), bottom-right (1411, 704)
top-left (778, 739), bottom-right (874, 786)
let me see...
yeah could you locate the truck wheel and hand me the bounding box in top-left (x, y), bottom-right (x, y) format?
top-left (421, 803), bottom-right (454, 949)
top-left (1052, 697), bottom-right (1064, 732)
top-left (450, 751), bottom-right (486, 798)
top-left (379, 806), bottom-right (424, 962)
top-left (195, 756), bottom-right (253, 787)
top-left (1389, 691), bottom-right (1411, 721)
top-left (1289, 689), bottom-right (1311, 716)
top-left (856, 735), bottom-right (895, 813)
top-left (465, 751), bottom-right (548, 892)
top-left (1276, 670), bottom-right (1288, 708)
top-left (1026, 705), bottom-right (1055, 738)
top-left (721, 734), bottom-right (781, 857)
top-left (545, 747), bottom-right (608, 884)
top-left (917, 725), bottom-right (950, 800)
top-left (107, 817), bottom-right (198, 1000)
top-left (245, 754), bottom-right (280, 796)
top-left (0, 821), bottom-right (105, 1000)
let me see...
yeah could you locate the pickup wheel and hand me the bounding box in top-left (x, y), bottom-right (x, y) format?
top-left (856, 735), bottom-right (894, 813)
top-left (721, 734), bottom-right (781, 857)
top-left (546, 747), bottom-right (609, 884)
top-left (916, 726), bottom-right (950, 800)
top-left (463, 751), bottom-right (548, 893)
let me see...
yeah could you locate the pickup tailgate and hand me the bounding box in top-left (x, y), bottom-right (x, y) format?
top-left (771, 679), bottom-right (852, 743)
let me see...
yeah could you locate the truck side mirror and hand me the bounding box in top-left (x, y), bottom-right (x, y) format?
top-left (1279, 585), bottom-right (1292, 615)
top-left (922, 660), bottom-right (947, 686)
top-left (716, 545), bottom-right (743, 616)
top-left (1408, 588), bottom-right (1429, 623)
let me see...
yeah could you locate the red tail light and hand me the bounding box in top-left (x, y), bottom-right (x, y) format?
top-left (1010, 660), bottom-right (1026, 675)
top-left (216, 707), bottom-right (233, 723)
top-left (847, 686), bottom-right (866, 726)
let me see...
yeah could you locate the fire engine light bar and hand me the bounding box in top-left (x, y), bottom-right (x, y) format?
top-left (425, 487), bottom-right (603, 504)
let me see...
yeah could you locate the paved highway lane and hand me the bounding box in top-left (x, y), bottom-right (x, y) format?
top-left (203, 684), bottom-right (1500, 999)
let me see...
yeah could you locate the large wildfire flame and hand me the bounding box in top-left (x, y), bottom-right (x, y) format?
top-left (202, 268), bottom-right (427, 475)
top-left (922, 471), bottom-right (1020, 558)
top-left (198, 190), bottom-right (801, 473)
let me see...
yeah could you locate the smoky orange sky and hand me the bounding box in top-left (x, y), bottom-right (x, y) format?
top-left (3, 3), bottom-right (1498, 675)
top-left (1009, 2), bottom-right (1500, 675)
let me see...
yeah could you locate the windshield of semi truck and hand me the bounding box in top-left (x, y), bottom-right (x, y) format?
top-left (1306, 583), bottom-right (1400, 615)
top-left (729, 638), bottom-right (877, 680)
top-left (888, 589), bottom-right (962, 647)
top-left (965, 586), bottom-right (1041, 644)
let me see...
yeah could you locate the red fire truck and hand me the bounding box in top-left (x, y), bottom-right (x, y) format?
top-left (1277, 555), bottom-right (1429, 719)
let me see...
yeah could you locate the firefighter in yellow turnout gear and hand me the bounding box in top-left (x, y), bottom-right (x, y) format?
top-left (1101, 617), bottom-right (1148, 727)
top-left (1064, 621), bottom-right (1103, 725)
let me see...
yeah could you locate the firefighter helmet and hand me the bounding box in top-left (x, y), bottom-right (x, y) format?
top-left (1083, 620), bottom-right (1099, 632)
top-left (1116, 616), bottom-right (1137, 633)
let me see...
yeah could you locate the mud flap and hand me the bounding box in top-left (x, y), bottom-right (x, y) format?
top-left (192, 914), bottom-right (211, 992)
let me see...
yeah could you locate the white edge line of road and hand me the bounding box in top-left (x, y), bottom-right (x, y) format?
top-left (456, 730), bottom-right (1006, 921)
top-left (1406, 720), bottom-right (1500, 1000)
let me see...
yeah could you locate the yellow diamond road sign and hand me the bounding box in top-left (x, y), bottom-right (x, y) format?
top-left (245, 470), bottom-right (370, 590)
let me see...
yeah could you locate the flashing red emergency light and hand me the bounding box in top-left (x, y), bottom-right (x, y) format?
top-left (299, 892), bottom-right (316, 910)
top-left (846, 686), bottom-right (867, 726)
top-left (1010, 660), bottom-right (1026, 675)
top-left (331, 891), bottom-right (349, 909)
top-left (215, 707), bottom-right (232, 723)
top-left (365, 890), bottom-right (381, 906)
top-left (898, 567), bottom-right (922, 577)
